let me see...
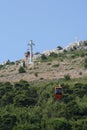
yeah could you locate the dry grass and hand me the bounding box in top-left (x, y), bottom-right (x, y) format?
top-left (0, 56), bottom-right (87, 83)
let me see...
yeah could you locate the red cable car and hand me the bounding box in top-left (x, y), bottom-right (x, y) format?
top-left (55, 86), bottom-right (63, 99)
top-left (25, 51), bottom-right (30, 59)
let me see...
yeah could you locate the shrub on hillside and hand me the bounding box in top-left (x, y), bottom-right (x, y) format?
top-left (47, 62), bottom-right (51, 65)
top-left (0, 65), bottom-right (4, 70)
top-left (34, 72), bottom-right (38, 77)
top-left (52, 64), bottom-right (60, 67)
top-left (64, 74), bottom-right (71, 80)
top-left (0, 114), bottom-right (16, 130)
top-left (50, 52), bottom-right (58, 58)
top-left (57, 46), bottom-right (63, 50)
top-left (41, 54), bottom-right (47, 61)
top-left (84, 40), bottom-right (87, 46)
top-left (84, 57), bottom-right (87, 69)
top-left (18, 66), bottom-right (26, 73)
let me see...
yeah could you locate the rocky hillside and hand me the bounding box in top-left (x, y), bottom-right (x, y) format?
top-left (0, 40), bottom-right (87, 83)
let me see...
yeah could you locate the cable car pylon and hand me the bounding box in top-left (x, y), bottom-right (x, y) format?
top-left (28, 40), bottom-right (35, 64)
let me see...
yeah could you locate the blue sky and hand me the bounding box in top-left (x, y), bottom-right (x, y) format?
top-left (0, 0), bottom-right (87, 63)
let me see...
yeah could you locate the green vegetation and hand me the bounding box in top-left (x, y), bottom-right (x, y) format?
top-left (18, 66), bottom-right (26, 73)
top-left (50, 52), bottom-right (58, 58)
top-left (47, 62), bottom-right (51, 65)
top-left (52, 63), bottom-right (60, 68)
top-left (0, 64), bottom-right (4, 70)
top-left (84, 57), bottom-right (87, 69)
top-left (64, 74), bottom-right (71, 80)
top-left (41, 54), bottom-right (48, 61)
top-left (34, 72), bottom-right (38, 77)
top-left (40, 49), bottom-right (87, 63)
top-left (0, 43), bottom-right (87, 129)
top-left (83, 40), bottom-right (87, 46)
top-left (57, 46), bottom-right (63, 50)
top-left (0, 77), bottom-right (87, 130)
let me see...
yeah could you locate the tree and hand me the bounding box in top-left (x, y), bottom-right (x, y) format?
top-left (50, 52), bottom-right (58, 58)
top-left (0, 114), bottom-right (16, 130)
top-left (14, 94), bottom-right (37, 107)
top-left (57, 46), bottom-right (63, 50)
top-left (84, 57), bottom-right (87, 69)
top-left (64, 74), bottom-right (71, 80)
top-left (41, 54), bottom-right (47, 61)
top-left (84, 40), bottom-right (87, 46)
top-left (47, 118), bottom-right (72, 130)
top-left (1, 93), bottom-right (13, 106)
top-left (18, 66), bottom-right (26, 73)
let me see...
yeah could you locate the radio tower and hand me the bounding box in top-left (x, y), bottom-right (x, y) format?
top-left (28, 40), bottom-right (35, 64)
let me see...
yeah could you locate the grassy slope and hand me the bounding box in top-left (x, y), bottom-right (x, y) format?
top-left (0, 49), bottom-right (87, 83)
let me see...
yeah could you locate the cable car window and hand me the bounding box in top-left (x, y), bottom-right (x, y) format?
top-left (56, 88), bottom-right (62, 94)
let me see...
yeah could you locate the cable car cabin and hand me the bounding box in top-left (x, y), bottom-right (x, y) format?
top-left (55, 86), bottom-right (63, 99)
top-left (25, 51), bottom-right (30, 58)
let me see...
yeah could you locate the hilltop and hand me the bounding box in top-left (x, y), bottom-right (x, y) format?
top-left (0, 40), bottom-right (87, 82)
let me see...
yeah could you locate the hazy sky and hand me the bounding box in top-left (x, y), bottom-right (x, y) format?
top-left (0, 0), bottom-right (87, 63)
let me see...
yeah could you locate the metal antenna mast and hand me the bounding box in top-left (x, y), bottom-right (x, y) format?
top-left (28, 40), bottom-right (35, 64)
